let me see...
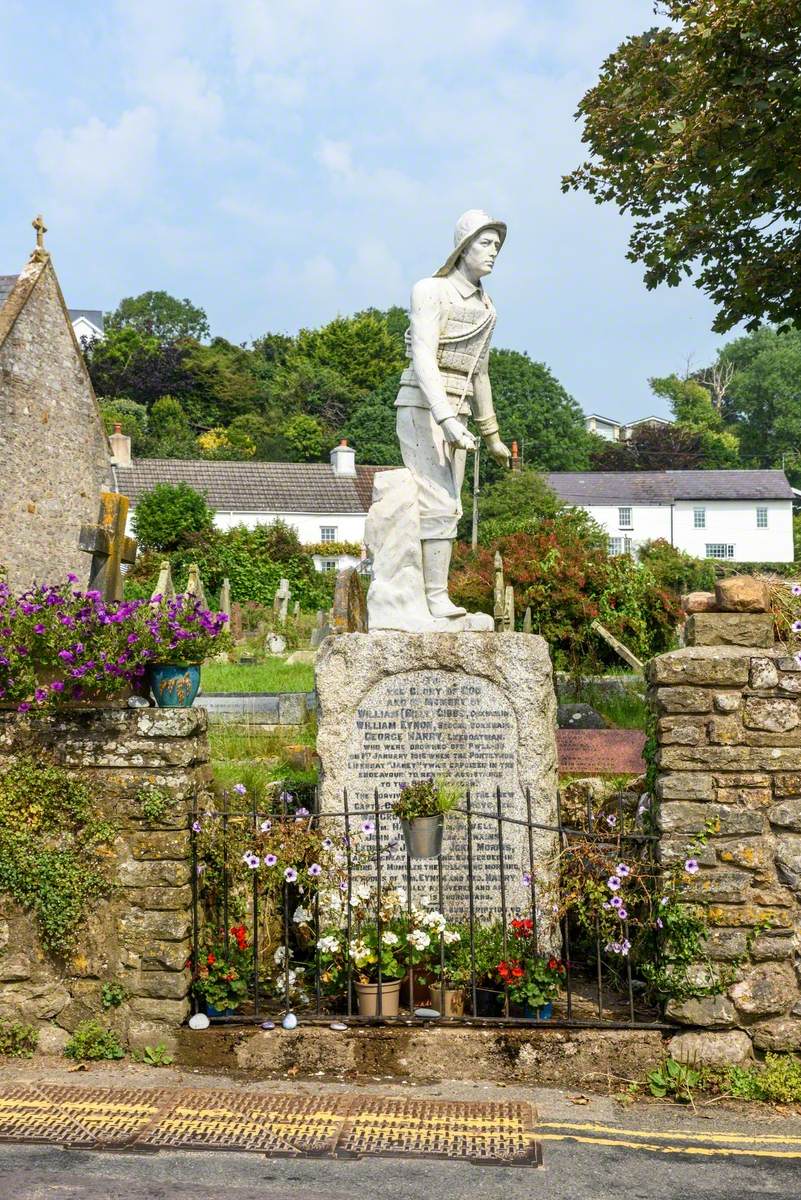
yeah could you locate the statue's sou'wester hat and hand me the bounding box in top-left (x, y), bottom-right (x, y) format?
top-left (433, 209), bottom-right (507, 278)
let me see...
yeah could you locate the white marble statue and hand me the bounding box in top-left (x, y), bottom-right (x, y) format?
top-left (366, 210), bottom-right (511, 632)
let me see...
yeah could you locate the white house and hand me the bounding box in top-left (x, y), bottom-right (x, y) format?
top-left (584, 413), bottom-right (672, 442)
top-left (112, 435), bottom-right (378, 573)
top-left (546, 471), bottom-right (796, 563)
top-left (68, 308), bottom-right (104, 344)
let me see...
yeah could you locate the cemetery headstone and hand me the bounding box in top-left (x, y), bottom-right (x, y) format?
top-left (219, 577), bottom-right (231, 618)
top-left (522, 607), bottom-right (532, 635)
top-left (273, 578), bottom-right (290, 624)
top-left (152, 560), bottom-right (176, 602)
top-left (266, 632), bottom-right (287, 655)
top-left (184, 563), bottom-right (207, 609)
top-left (331, 567), bottom-right (368, 633)
top-left (310, 609), bottom-right (333, 649)
top-left (78, 491), bottom-right (138, 602)
top-left (230, 602), bottom-right (243, 641)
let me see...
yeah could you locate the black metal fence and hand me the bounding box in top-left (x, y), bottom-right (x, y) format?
top-left (189, 786), bottom-right (671, 1030)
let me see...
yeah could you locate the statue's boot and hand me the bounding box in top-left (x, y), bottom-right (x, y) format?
top-left (422, 539), bottom-right (467, 618)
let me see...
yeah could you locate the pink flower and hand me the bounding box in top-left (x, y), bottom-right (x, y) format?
top-left (684, 859), bottom-right (699, 874)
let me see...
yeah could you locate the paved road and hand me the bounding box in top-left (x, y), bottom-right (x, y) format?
top-left (2, 1133), bottom-right (799, 1200)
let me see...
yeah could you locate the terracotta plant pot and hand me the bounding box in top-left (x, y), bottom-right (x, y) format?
top-left (401, 814), bottom-right (444, 859)
top-left (354, 979), bottom-right (402, 1017)
top-left (427, 984), bottom-right (465, 1017)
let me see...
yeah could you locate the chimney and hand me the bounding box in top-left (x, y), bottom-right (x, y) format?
top-left (510, 440), bottom-right (521, 472)
top-left (330, 438), bottom-right (356, 478)
top-left (109, 422), bottom-right (132, 469)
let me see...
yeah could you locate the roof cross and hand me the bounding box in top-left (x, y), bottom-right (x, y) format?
top-left (31, 214), bottom-right (49, 262)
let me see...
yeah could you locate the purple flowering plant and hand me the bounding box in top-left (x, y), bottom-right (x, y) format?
top-left (0, 577), bottom-right (228, 711)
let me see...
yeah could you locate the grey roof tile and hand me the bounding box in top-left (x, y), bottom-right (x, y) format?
top-left (0, 275), bottom-right (18, 309)
top-left (546, 470), bottom-right (794, 504)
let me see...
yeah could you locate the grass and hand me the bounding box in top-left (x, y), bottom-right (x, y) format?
top-left (208, 716), bottom-right (319, 802)
top-left (562, 683), bottom-right (648, 731)
top-left (201, 661), bottom-right (314, 694)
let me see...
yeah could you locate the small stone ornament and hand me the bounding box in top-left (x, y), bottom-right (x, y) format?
top-left (282, 1012), bottom-right (298, 1030)
top-left (261, 1020), bottom-right (275, 1031)
top-left (329, 1022), bottom-right (347, 1031)
top-left (188, 1012), bottom-right (210, 1030)
top-left (413, 1007), bottom-right (440, 1020)
top-left (127, 694), bottom-right (150, 708)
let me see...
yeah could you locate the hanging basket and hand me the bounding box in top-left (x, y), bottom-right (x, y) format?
top-left (400, 814), bottom-right (444, 859)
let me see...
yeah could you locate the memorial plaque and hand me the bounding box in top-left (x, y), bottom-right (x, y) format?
top-left (316, 631), bottom-right (560, 928)
top-left (556, 729), bottom-right (646, 776)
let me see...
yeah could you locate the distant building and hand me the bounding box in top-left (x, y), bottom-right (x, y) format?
top-left (584, 413), bottom-right (672, 442)
top-left (113, 437), bottom-right (378, 573)
top-left (68, 308), bottom-right (105, 344)
top-left (545, 471), bottom-right (796, 563)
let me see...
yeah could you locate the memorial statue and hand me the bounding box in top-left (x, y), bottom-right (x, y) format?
top-left (396, 209), bottom-right (511, 618)
top-left (364, 210), bottom-right (512, 632)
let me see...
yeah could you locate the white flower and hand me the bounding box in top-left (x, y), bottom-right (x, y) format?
top-left (354, 882), bottom-right (371, 903)
top-left (349, 938), bottom-right (373, 968)
top-left (407, 929), bottom-right (431, 951)
top-left (442, 930), bottom-right (461, 945)
top-left (293, 905), bottom-right (312, 924)
top-left (317, 935), bottom-right (339, 954)
top-left (273, 945), bottom-right (286, 965)
top-left (382, 930), bottom-right (399, 946)
top-left (422, 911), bottom-right (446, 935)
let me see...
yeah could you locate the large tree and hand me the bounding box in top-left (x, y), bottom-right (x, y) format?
top-left (564, 1), bottom-right (801, 332)
top-left (717, 324), bottom-right (801, 479)
top-left (107, 290), bottom-right (210, 342)
top-left (589, 421), bottom-right (706, 470)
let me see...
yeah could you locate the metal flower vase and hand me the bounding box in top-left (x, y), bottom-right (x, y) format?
top-left (401, 814), bottom-right (444, 859)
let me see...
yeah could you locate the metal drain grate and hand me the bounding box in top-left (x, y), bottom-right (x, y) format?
top-left (37, 1086), bottom-right (175, 1145)
top-left (0, 1086), bottom-right (95, 1147)
top-left (339, 1098), bottom-right (540, 1166)
top-left (142, 1091), bottom-right (349, 1156)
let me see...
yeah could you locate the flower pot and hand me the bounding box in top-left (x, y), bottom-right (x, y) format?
top-left (205, 1002), bottom-right (235, 1018)
top-left (401, 814), bottom-right (444, 859)
top-left (524, 1001), bottom-right (553, 1021)
top-left (354, 979), bottom-right (402, 1017)
top-left (471, 987), bottom-right (501, 1018)
top-left (149, 663), bottom-right (201, 707)
top-left (427, 984), bottom-right (465, 1017)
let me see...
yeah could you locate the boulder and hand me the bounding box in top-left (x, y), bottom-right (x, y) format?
top-left (668, 1029), bottom-right (753, 1067)
top-left (751, 1018), bottom-right (801, 1052)
top-left (684, 613), bottom-right (774, 649)
top-left (730, 963), bottom-right (797, 1016)
top-left (556, 703), bottom-right (607, 730)
top-left (715, 576), bottom-right (771, 613)
top-left (681, 591), bottom-right (718, 614)
top-left (665, 994), bottom-right (736, 1027)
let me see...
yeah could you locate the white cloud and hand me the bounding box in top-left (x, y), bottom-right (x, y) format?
top-left (35, 107), bottom-right (158, 200)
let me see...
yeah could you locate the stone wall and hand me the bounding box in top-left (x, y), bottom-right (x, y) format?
top-left (649, 633), bottom-right (801, 1053)
top-left (0, 256), bottom-right (112, 590)
top-left (0, 707), bottom-right (210, 1053)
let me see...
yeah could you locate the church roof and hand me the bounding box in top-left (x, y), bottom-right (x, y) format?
top-left (0, 275), bottom-right (18, 309)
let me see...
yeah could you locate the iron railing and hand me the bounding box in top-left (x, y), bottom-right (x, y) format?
top-left (189, 787), bottom-right (671, 1030)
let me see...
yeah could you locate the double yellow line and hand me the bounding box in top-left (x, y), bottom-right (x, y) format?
top-left (538, 1120), bottom-right (801, 1160)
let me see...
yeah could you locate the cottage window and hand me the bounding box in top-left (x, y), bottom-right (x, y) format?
top-left (320, 526), bottom-right (338, 543)
top-left (618, 506), bottom-right (633, 529)
top-left (608, 537), bottom-right (624, 556)
top-left (756, 506), bottom-right (768, 529)
top-left (320, 558), bottom-right (338, 572)
top-left (705, 543), bottom-right (736, 559)
top-left (693, 507), bottom-right (706, 529)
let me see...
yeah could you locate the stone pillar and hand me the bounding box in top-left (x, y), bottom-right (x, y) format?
top-left (0, 707), bottom-right (210, 1052)
top-left (649, 616), bottom-right (801, 1053)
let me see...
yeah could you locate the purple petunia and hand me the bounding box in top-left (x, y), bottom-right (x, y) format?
top-left (264, 854), bottom-right (278, 867)
top-left (610, 895), bottom-right (623, 909)
top-left (607, 876), bottom-right (621, 891)
top-left (233, 783), bottom-right (247, 795)
top-left (192, 821), bottom-right (202, 833)
top-left (605, 813), bottom-right (617, 828)
top-left (242, 851), bottom-right (260, 869)
top-left (616, 863), bottom-right (630, 877)
top-left (361, 820), bottom-right (376, 835)
top-left (284, 867), bottom-right (298, 883)
top-left (684, 858), bottom-right (699, 874)
top-left (260, 819), bottom-right (272, 833)
top-left (617, 908), bottom-right (628, 921)
top-left (308, 863), bottom-right (322, 877)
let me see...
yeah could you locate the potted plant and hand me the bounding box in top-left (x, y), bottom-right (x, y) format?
top-left (392, 776), bottom-right (463, 859)
top-left (426, 923), bottom-right (469, 1016)
top-left (496, 952), bottom-right (565, 1020)
top-left (139, 594), bottom-right (229, 707)
top-left (192, 925), bottom-right (251, 1017)
top-left (348, 922), bottom-right (406, 1016)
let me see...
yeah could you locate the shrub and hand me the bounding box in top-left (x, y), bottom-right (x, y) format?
top-left (132, 482), bottom-right (215, 551)
top-left (727, 1054), bottom-right (801, 1104)
top-left (0, 1020), bottom-right (38, 1058)
top-left (638, 539), bottom-right (717, 596)
top-left (64, 1020), bottom-right (125, 1061)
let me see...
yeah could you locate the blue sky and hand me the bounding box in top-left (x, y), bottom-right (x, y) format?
top-left (0, 0), bottom-right (729, 423)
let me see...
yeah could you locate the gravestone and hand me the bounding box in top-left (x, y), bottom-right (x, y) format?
top-left (230, 602), bottom-right (243, 641)
top-left (273, 578), bottom-right (290, 624)
top-left (184, 563), bottom-right (207, 609)
top-left (317, 631), bottom-right (559, 926)
top-left (331, 567), bottom-right (368, 634)
top-left (219, 578), bottom-right (231, 619)
top-left (152, 560), bottom-right (176, 602)
top-left (556, 729), bottom-right (646, 775)
top-left (310, 610), bottom-right (331, 649)
top-left (78, 492), bottom-right (138, 602)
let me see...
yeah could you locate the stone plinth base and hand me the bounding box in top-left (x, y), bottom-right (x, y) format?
top-left (316, 631), bottom-right (559, 928)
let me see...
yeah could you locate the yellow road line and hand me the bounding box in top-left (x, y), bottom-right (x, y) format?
top-left (539, 1121), bottom-right (801, 1147)
top-left (539, 1132), bottom-right (801, 1160)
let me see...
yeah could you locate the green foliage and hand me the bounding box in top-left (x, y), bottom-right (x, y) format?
top-left (392, 776), bottom-right (464, 822)
top-left (132, 482), bottom-right (215, 552)
top-left (283, 413), bottom-right (325, 461)
top-left (474, 468), bottom-right (564, 541)
top-left (138, 785), bottom-right (170, 825)
top-left (99, 398), bottom-right (150, 454)
top-left (0, 758), bottom-right (114, 955)
top-left (727, 1054), bottom-right (801, 1104)
top-left (719, 325), bottom-right (801, 482)
top-left (648, 1058), bottom-right (703, 1103)
top-left (486, 349), bottom-right (591, 479)
top-left (64, 1020), bottom-right (125, 1061)
top-left (564, 0), bottom-right (801, 333)
top-left (101, 982), bottom-right (128, 1009)
top-left (201, 661), bottom-right (315, 693)
top-left (649, 375), bottom-right (740, 467)
top-left (589, 422), bottom-right (706, 471)
top-left (290, 312), bottom-right (405, 395)
top-left (342, 375), bottom-right (404, 466)
top-left (137, 1043), bottom-right (174, 1066)
top-left (145, 396), bottom-right (197, 458)
top-left (0, 1020), bottom-right (38, 1058)
top-left (108, 290), bottom-right (210, 342)
top-left (638, 539), bottom-right (717, 597)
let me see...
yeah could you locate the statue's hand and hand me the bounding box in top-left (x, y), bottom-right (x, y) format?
top-left (485, 434), bottom-right (511, 467)
top-left (441, 416), bottom-right (477, 452)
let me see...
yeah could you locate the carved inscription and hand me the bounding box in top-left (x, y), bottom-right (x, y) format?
top-left (343, 670), bottom-right (529, 920)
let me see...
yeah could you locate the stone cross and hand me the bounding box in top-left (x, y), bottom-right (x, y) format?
top-left (273, 577), bottom-right (290, 624)
top-left (152, 560), bottom-right (176, 602)
top-left (31, 214), bottom-right (49, 262)
top-left (78, 492), bottom-right (137, 602)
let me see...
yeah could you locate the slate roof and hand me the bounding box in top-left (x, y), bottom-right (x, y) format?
top-left (68, 308), bottom-right (105, 331)
top-left (546, 470), bottom-right (795, 505)
top-left (0, 275), bottom-right (18, 309)
top-left (116, 459), bottom-right (388, 513)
